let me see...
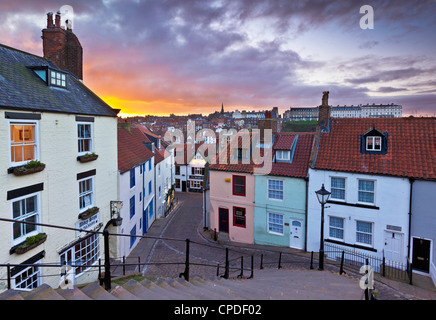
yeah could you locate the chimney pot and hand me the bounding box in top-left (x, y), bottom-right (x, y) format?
top-left (47, 12), bottom-right (54, 28)
top-left (55, 11), bottom-right (61, 28)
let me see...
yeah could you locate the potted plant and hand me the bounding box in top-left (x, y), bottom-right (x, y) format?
top-left (12, 160), bottom-right (46, 176)
top-left (78, 206), bottom-right (99, 220)
top-left (15, 233), bottom-right (47, 254)
top-left (77, 152), bottom-right (98, 163)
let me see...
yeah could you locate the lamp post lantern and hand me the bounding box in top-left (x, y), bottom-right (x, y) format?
top-left (315, 184), bottom-right (331, 270)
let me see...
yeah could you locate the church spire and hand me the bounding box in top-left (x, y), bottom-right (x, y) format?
top-left (220, 103), bottom-right (224, 114)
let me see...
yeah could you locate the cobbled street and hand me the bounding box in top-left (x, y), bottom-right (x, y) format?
top-left (119, 192), bottom-right (429, 300)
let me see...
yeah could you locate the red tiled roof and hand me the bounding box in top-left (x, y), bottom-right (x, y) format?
top-left (210, 132), bottom-right (314, 178)
top-left (273, 132), bottom-right (296, 150)
top-left (313, 117), bottom-right (436, 180)
top-left (270, 134), bottom-right (314, 178)
top-left (118, 127), bottom-right (154, 173)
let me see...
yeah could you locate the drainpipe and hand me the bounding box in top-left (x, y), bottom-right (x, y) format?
top-left (304, 176), bottom-right (309, 252)
top-left (407, 178), bottom-right (414, 261)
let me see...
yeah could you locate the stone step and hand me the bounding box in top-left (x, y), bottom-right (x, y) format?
top-left (81, 282), bottom-right (118, 300)
top-left (122, 279), bottom-right (169, 300)
top-left (21, 284), bottom-right (65, 300)
top-left (56, 287), bottom-right (92, 300)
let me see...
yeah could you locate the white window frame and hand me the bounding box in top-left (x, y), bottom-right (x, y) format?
top-left (267, 212), bottom-right (284, 235)
top-left (50, 70), bottom-right (67, 88)
top-left (8, 120), bottom-right (39, 167)
top-left (366, 136), bottom-right (382, 151)
top-left (330, 177), bottom-right (346, 201)
top-left (10, 192), bottom-right (40, 246)
top-left (267, 179), bottom-right (284, 201)
top-left (328, 216), bottom-right (345, 241)
top-left (190, 180), bottom-right (202, 189)
top-left (276, 150), bottom-right (290, 161)
top-left (356, 220), bottom-right (373, 247)
top-left (78, 177), bottom-right (94, 213)
top-left (60, 233), bottom-right (100, 278)
top-left (77, 122), bottom-right (93, 156)
top-left (12, 261), bottom-right (41, 291)
top-left (358, 179), bottom-right (376, 205)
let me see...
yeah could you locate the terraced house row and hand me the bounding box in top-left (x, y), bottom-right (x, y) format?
top-left (208, 96), bottom-right (436, 287)
top-left (0, 12), bottom-right (175, 292)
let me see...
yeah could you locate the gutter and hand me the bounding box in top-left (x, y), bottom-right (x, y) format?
top-left (304, 176), bottom-right (309, 251)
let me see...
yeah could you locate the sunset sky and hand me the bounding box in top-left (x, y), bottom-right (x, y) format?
top-left (1, 0), bottom-right (435, 117)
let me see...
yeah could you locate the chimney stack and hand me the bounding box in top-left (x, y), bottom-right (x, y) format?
top-left (42, 10), bottom-right (83, 80)
top-left (318, 91), bottom-right (331, 129)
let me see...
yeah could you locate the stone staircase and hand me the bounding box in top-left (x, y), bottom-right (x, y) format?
top-left (0, 268), bottom-right (363, 300)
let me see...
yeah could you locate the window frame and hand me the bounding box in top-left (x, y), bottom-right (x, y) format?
top-left (49, 70), bottom-right (67, 88)
top-left (78, 177), bottom-right (94, 213)
top-left (330, 177), bottom-right (346, 201)
top-left (232, 175), bottom-right (246, 197)
top-left (129, 196), bottom-right (135, 219)
top-left (267, 212), bottom-right (284, 235)
top-left (328, 216), bottom-right (345, 241)
top-left (130, 168), bottom-right (136, 189)
top-left (9, 120), bottom-right (39, 167)
top-left (276, 150), bottom-right (290, 161)
top-left (356, 220), bottom-right (373, 246)
top-left (366, 136), bottom-right (382, 151)
top-left (358, 179), bottom-right (376, 205)
top-left (233, 206), bottom-right (246, 228)
top-left (77, 122), bottom-right (93, 156)
top-left (60, 233), bottom-right (100, 278)
top-left (10, 192), bottom-right (40, 246)
top-left (267, 179), bottom-right (284, 201)
top-left (12, 261), bottom-right (41, 291)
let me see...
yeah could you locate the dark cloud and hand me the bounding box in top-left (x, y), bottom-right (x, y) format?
top-left (0, 0), bottom-right (435, 115)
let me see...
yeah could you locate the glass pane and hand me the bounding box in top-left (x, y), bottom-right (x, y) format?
top-left (359, 180), bottom-right (374, 192)
top-left (331, 178), bottom-right (345, 189)
top-left (234, 185), bottom-right (245, 195)
top-left (13, 222), bottom-right (22, 239)
top-left (234, 176), bottom-right (245, 185)
top-left (12, 201), bottom-right (22, 219)
top-left (25, 196), bottom-right (36, 214)
top-left (358, 191), bottom-right (374, 203)
top-left (25, 215), bottom-right (37, 234)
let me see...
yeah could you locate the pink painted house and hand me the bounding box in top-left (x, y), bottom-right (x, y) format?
top-left (209, 132), bottom-right (256, 244)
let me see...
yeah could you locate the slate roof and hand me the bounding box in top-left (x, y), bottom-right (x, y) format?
top-left (312, 117), bottom-right (436, 180)
top-left (118, 126), bottom-right (155, 174)
top-left (0, 43), bottom-right (118, 117)
top-left (136, 125), bottom-right (171, 164)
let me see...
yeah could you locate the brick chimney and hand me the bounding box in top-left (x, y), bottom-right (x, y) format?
top-left (42, 11), bottom-right (83, 80)
top-left (318, 91), bottom-right (330, 128)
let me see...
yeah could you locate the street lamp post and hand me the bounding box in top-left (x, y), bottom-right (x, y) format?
top-left (315, 184), bottom-right (331, 270)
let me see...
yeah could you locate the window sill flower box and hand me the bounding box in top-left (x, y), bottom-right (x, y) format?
top-left (15, 233), bottom-right (47, 255)
top-left (77, 153), bottom-right (98, 163)
top-left (11, 161), bottom-right (46, 176)
top-left (78, 206), bottom-right (99, 220)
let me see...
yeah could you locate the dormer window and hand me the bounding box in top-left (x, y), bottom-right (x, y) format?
top-left (29, 66), bottom-right (67, 88)
top-left (276, 150), bottom-right (290, 161)
top-left (49, 70), bottom-right (66, 88)
top-left (366, 136), bottom-right (382, 151)
top-left (360, 128), bottom-right (388, 154)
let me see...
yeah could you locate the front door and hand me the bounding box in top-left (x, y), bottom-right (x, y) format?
top-left (182, 181), bottom-right (187, 192)
top-left (219, 208), bottom-right (229, 233)
top-left (143, 207), bottom-right (148, 235)
top-left (384, 231), bottom-right (403, 262)
top-left (412, 238), bottom-right (431, 273)
top-left (289, 219), bottom-right (303, 249)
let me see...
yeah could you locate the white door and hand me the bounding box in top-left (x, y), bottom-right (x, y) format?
top-left (384, 231), bottom-right (403, 262)
top-left (289, 219), bottom-right (304, 249)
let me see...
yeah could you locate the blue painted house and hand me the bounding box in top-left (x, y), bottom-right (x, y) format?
top-left (254, 133), bottom-right (314, 250)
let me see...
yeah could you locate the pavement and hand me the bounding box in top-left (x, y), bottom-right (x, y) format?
top-left (112, 192), bottom-right (436, 300)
